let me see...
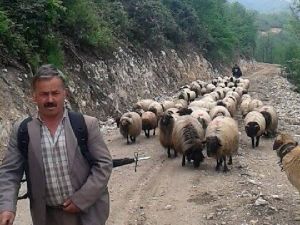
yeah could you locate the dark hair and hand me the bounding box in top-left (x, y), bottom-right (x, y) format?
top-left (31, 64), bottom-right (67, 89)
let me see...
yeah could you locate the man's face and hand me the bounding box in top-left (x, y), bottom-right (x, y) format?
top-left (32, 76), bottom-right (67, 119)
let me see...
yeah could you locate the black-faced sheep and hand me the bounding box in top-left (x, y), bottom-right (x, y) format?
top-left (172, 115), bottom-right (205, 168)
top-left (205, 116), bottom-right (239, 172)
top-left (244, 111), bottom-right (266, 148)
top-left (141, 111), bottom-right (158, 138)
top-left (119, 112), bottom-right (142, 144)
top-left (159, 112), bottom-right (177, 158)
top-left (258, 105), bottom-right (278, 137)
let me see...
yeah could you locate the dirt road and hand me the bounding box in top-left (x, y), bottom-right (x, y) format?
top-left (14, 63), bottom-right (300, 225)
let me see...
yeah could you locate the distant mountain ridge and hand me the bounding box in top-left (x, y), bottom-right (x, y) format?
top-left (228, 0), bottom-right (291, 13)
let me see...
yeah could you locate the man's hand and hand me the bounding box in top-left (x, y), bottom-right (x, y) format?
top-left (0, 211), bottom-right (15, 225)
top-left (63, 199), bottom-right (81, 213)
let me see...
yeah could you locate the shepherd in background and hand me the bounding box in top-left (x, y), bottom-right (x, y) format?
top-left (232, 64), bottom-right (243, 78)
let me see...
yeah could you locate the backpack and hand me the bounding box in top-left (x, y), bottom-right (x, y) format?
top-left (17, 111), bottom-right (135, 200)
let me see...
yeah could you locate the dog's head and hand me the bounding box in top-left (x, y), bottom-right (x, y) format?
top-left (273, 133), bottom-right (297, 151)
top-left (273, 133), bottom-right (298, 162)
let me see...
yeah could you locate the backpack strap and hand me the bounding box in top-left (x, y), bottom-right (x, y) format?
top-left (68, 111), bottom-right (95, 167)
top-left (17, 116), bottom-right (32, 200)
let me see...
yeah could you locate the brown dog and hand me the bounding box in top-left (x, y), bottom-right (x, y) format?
top-left (273, 133), bottom-right (300, 193)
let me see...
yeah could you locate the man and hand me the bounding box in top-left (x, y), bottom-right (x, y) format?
top-left (0, 64), bottom-right (113, 225)
top-left (232, 64), bottom-right (242, 78)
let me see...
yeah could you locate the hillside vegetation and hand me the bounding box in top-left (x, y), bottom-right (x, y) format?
top-left (254, 1), bottom-right (300, 88)
top-left (0, 0), bottom-right (257, 70)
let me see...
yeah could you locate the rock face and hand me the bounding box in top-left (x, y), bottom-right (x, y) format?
top-left (0, 47), bottom-right (254, 158)
top-left (65, 48), bottom-right (216, 118)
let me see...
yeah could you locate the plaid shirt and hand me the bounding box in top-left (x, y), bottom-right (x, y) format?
top-left (38, 110), bottom-right (73, 206)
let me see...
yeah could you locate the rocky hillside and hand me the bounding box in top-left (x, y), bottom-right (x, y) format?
top-left (0, 46), bottom-right (255, 159)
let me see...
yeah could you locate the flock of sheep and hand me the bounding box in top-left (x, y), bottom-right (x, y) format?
top-left (116, 75), bottom-right (279, 172)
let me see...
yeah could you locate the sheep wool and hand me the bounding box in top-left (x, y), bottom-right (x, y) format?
top-left (161, 100), bottom-right (176, 111)
top-left (133, 99), bottom-right (155, 111)
top-left (159, 112), bottom-right (177, 158)
top-left (258, 105), bottom-right (278, 136)
top-left (172, 115), bottom-right (205, 168)
top-left (209, 105), bottom-right (231, 120)
top-left (244, 111), bottom-right (266, 148)
top-left (205, 116), bottom-right (239, 172)
top-left (148, 101), bottom-right (164, 118)
top-left (191, 109), bottom-right (211, 129)
top-left (119, 112), bottom-right (142, 144)
top-left (141, 111), bottom-right (158, 138)
top-left (248, 99), bottom-right (263, 111)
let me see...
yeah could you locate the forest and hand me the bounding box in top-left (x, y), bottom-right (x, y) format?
top-left (0, 0), bottom-right (299, 86)
top-left (0, 0), bottom-right (256, 67)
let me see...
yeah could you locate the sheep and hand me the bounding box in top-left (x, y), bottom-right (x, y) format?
top-left (205, 116), bottom-right (239, 172)
top-left (119, 112), bottom-right (142, 144)
top-left (214, 87), bottom-right (225, 99)
top-left (258, 105), bottom-right (278, 137)
top-left (189, 100), bottom-right (215, 111)
top-left (209, 105), bottom-right (231, 120)
top-left (217, 98), bottom-right (237, 117)
top-left (174, 99), bottom-right (188, 109)
top-left (241, 94), bottom-right (251, 102)
top-left (148, 101), bottom-right (164, 118)
top-left (161, 100), bottom-right (175, 111)
top-left (190, 81), bottom-right (201, 97)
top-left (206, 84), bottom-right (216, 93)
top-left (159, 112), bottom-right (177, 158)
top-left (191, 109), bottom-right (211, 130)
top-left (178, 88), bottom-right (196, 102)
top-left (141, 111), bottom-right (158, 138)
top-left (244, 111), bottom-right (266, 148)
top-left (177, 107), bottom-right (193, 116)
top-left (240, 98), bottom-right (252, 118)
top-left (248, 99), bottom-right (264, 112)
top-left (133, 99), bottom-right (155, 111)
top-left (172, 115), bottom-right (205, 167)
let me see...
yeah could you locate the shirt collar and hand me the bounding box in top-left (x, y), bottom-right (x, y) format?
top-left (36, 108), bottom-right (68, 124)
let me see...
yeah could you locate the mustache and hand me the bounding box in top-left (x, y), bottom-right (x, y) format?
top-left (44, 102), bottom-right (57, 108)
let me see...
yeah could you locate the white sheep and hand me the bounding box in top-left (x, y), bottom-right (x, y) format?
top-left (205, 116), bottom-right (239, 172)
